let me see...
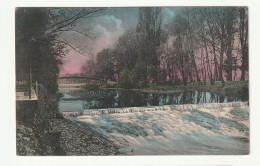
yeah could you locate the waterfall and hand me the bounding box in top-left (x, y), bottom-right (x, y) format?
top-left (62, 111), bottom-right (84, 117)
top-left (61, 102), bottom-right (249, 117)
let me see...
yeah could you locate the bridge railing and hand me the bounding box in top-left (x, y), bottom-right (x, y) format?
top-left (16, 73), bottom-right (30, 92)
top-left (16, 73), bottom-right (38, 100)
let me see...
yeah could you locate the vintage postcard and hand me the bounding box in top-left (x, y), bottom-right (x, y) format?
top-left (15, 6), bottom-right (249, 156)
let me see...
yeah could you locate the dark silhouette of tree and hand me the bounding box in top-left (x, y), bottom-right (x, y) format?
top-left (83, 7), bottom-right (248, 89)
top-left (239, 7), bottom-right (248, 80)
top-left (136, 7), bottom-right (166, 82)
top-left (225, 8), bottom-right (239, 81)
top-left (95, 49), bottom-right (115, 81)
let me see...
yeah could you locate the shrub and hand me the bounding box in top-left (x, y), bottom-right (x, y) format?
top-left (85, 84), bottom-right (99, 91)
top-left (118, 68), bottom-right (133, 89)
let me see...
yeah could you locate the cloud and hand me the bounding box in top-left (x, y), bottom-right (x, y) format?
top-left (93, 15), bottom-right (124, 51)
top-left (103, 15), bottom-right (123, 32)
top-left (163, 8), bottom-right (175, 17)
top-left (162, 8), bottom-right (175, 24)
top-left (59, 14), bottom-right (125, 75)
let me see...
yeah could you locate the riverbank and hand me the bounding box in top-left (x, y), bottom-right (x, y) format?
top-left (16, 84), bottom-right (121, 156)
top-left (16, 117), bottom-right (121, 155)
top-left (99, 80), bottom-right (248, 96)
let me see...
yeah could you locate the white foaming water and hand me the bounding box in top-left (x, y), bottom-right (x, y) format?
top-left (62, 102), bottom-right (248, 117)
top-left (67, 103), bottom-right (249, 155)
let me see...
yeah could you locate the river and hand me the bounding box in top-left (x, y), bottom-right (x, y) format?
top-left (59, 89), bottom-right (247, 112)
top-left (58, 89), bottom-right (249, 155)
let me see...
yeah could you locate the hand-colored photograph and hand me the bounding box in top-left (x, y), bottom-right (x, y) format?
top-left (16, 7), bottom-right (249, 155)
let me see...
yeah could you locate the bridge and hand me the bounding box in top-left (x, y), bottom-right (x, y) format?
top-left (58, 74), bottom-right (104, 89)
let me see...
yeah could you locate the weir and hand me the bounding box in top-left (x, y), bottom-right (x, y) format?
top-left (61, 102), bottom-right (249, 117)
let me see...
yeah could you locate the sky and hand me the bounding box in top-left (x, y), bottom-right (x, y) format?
top-left (59, 7), bottom-right (178, 75)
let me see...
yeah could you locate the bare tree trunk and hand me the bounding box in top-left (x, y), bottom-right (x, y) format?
top-left (201, 49), bottom-right (207, 85)
top-left (206, 21), bottom-right (219, 81)
top-left (204, 39), bottom-right (214, 85)
top-left (211, 41), bottom-right (219, 81)
top-left (180, 53), bottom-right (187, 86)
top-left (191, 51), bottom-right (201, 83)
top-left (219, 39), bottom-right (225, 82)
top-left (239, 7), bottom-right (248, 81)
top-left (225, 8), bottom-right (237, 81)
top-left (226, 41), bottom-right (233, 81)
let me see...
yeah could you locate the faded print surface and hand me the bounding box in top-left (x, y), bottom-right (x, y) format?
top-left (16, 7), bottom-right (249, 155)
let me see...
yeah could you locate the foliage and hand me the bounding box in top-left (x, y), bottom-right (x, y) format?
top-left (85, 84), bottom-right (100, 91)
top-left (95, 49), bottom-right (115, 81)
top-left (131, 57), bottom-right (147, 87)
top-left (16, 8), bottom-right (62, 94)
top-left (16, 8), bottom-right (103, 93)
top-left (118, 67), bottom-right (133, 89)
top-left (81, 56), bottom-right (95, 74)
top-left (81, 7), bottom-right (248, 89)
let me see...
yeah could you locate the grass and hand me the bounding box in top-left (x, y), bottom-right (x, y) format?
top-left (154, 81), bottom-right (247, 96)
top-left (87, 80), bottom-right (249, 99)
top-left (132, 80), bottom-right (248, 96)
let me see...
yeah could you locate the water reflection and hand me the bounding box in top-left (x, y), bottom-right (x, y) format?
top-left (59, 89), bottom-right (247, 111)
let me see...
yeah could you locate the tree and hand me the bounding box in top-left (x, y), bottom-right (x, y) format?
top-left (239, 7), bottom-right (248, 80)
top-left (169, 14), bottom-right (194, 85)
top-left (167, 7), bottom-right (244, 85)
top-left (81, 54), bottom-right (95, 74)
top-left (136, 7), bottom-right (166, 82)
top-left (114, 29), bottom-right (140, 74)
top-left (95, 49), bottom-right (115, 81)
top-left (197, 8), bottom-right (220, 82)
top-left (215, 7), bottom-right (227, 83)
top-left (224, 8), bottom-right (239, 81)
top-left (16, 8), bottom-right (62, 93)
top-left (183, 9), bottom-right (201, 83)
top-left (131, 57), bottom-right (147, 87)
top-left (118, 67), bottom-right (132, 89)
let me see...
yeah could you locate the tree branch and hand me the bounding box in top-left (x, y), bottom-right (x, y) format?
top-left (46, 8), bottom-right (104, 35)
top-left (54, 39), bottom-right (85, 56)
top-left (59, 29), bottom-right (94, 40)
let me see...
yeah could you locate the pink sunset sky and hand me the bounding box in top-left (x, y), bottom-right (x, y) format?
top-left (59, 21), bottom-right (124, 76)
top-left (58, 9), bottom-right (139, 75)
top-left (58, 8), bottom-right (176, 76)
top-left (59, 52), bottom-right (88, 75)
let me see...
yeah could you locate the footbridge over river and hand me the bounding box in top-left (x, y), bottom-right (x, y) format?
top-left (58, 74), bottom-right (104, 89)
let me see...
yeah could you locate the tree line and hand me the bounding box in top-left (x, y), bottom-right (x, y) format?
top-left (82, 7), bottom-right (248, 88)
